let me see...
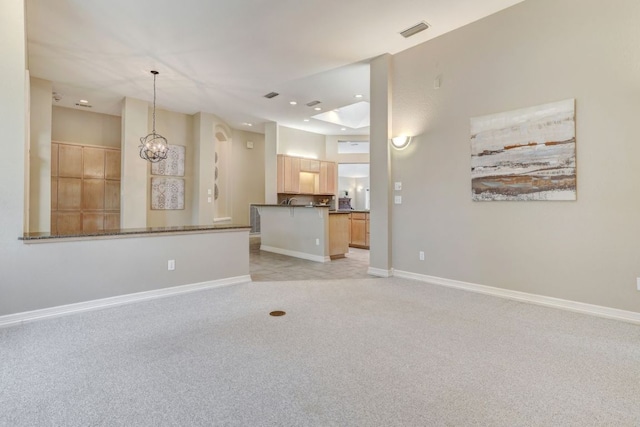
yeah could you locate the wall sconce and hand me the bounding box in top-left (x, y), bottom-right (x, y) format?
top-left (390, 135), bottom-right (412, 150)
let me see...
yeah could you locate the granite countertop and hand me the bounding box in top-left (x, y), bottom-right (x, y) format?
top-left (252, 204), bottom-right (331, 208)
top-left (21, 224), bottom-right (251, 241)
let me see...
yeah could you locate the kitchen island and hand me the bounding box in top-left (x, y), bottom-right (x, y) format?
top-left (254, 205), bottom-right (349, 262)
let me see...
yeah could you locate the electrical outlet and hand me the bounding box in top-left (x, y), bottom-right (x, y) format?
top-left (168, 260), bottom-right (175, 271)
top-left (419, 251), bottom-right (425, 261)
top-left (394, 195), bottom-right (402, 204)
top-left (207, 197), bottom-right (212, 203)
top-left (315, 238), bottom-right (320, 246)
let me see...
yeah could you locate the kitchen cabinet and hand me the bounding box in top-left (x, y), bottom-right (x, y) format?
top-left (277, 154), bottom-right (300, 193)
top-left (51, 142), bottom-right (121, 234)
top-left (300, 158), bottom-right (320, 172)
top-left (329, 212), bottom-right (350, 259)
top-left (277, 154), bottom-right (336, 195)
top-left (319, 161), bottom-right (336, 195)
top-left (349, 212), bottom-right (370, 249)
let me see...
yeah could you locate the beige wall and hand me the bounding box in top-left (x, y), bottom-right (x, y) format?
top-left (147, 108), bottom-right (195, 227)
top-left (231, 129), bottom-right (265, 225)
top-left (29, 77), bottom-right (52, 232)
top-left (389, 0), bottom-right (640, 312)
top-left (121, 97), bottom-right (148, 228)
top-left (52, 106), bottom-right (121, 147)
top-left (278, 125), bottom-right (325, 159)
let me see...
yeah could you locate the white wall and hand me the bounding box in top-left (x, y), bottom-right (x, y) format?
top-left (52, 106), bottom-right (121, 148)
top-left (390, 0), bottom-right (640, 313)
top-left (278, 125), bottom-right (325, 159)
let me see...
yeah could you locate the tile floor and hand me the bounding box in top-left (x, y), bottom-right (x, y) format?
top-left (250, 235), bottom-right (373, 281)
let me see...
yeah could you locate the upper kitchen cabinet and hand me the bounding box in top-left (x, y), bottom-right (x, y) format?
top-left (277, 154), bottom-right (300, 193)
top-left (277, 154), bottom-right (336, 195)
top-left (319, 161), bottom-right (336, 195)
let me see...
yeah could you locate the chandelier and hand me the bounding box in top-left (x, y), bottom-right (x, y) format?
top-left (139, 70), bottom-right (169, 162)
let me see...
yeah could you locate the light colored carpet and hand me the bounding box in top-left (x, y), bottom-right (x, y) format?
top-left (1, 277), bottom-right (639, 426)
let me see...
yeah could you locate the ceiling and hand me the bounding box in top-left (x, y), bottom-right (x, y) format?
top-left (26, 0), bottom-right (524, 136)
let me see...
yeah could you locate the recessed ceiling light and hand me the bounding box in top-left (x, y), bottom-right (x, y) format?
top-left (314, 107), bottom-right (322, 111)
top-left (290, 101), bottom-right (297, 105)
top-left (333, 109), bottom-right (340, 112)
top-left (354, 94), bottom-right (363, 98)
top-left (79, 99), bottom-right (89, 103)
top-left (242, 122), bottom-right (253, 127)
top-left (303, 119), bottom-right (310, 122)
top-left (341, 128), bottom-right (346, 131)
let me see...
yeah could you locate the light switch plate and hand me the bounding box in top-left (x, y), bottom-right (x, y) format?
top-left (207, 188), bottom-right (212, 195)
top-left (394, 182), bottom-right (402, 191)
top-left (246, 141), bottom-right (254, 149)
top-left (168, 260), bottom-right (175, 271)
top-left (637, 277), bottom-right (640, 291)
top-left (394, 195), bottom-right (402, 204)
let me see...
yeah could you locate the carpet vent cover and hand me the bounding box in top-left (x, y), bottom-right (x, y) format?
top-left (269, 310), bottom-right (286, 317)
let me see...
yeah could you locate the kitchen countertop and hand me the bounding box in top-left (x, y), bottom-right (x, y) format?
top-left (252, 204), bottom-right (331, 208)
top-left (20, 224), bottom-right (251, 241)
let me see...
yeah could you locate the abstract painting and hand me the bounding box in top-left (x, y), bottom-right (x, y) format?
top-left (151, 177), bottom-right (185, 210)
top-left (470, 99), bottom-right (576, 201)
top-left (151, 145), bottom-right (185, 177)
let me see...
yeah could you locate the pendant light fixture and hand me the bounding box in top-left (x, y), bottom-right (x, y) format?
top-left (139, 70), bottom-right (169, 162)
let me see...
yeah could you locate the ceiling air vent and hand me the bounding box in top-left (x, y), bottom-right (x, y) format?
top-left (75, 103), bottom-right (93, 108)
top-left (264, 92), bottom-right (279, 99)
top-left (400, 21), bottom-right (430, 38)
top-left (306, 100), bottom-right (321, 107)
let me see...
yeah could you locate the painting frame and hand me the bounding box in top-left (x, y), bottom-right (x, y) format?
top-left (151, 177), bottom-right (185, 210)
top-left (470, 99), bottom-right (576, 201)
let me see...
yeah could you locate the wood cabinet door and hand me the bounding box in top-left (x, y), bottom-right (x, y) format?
top-left (51, 177), bottom-right (58, 210)
top-left (319, 161), bottom-right (336, 195)
top-left (300, 159), bottom-right (320, 172)
top-left (51, 143), bottom-right (59, 177)
top-left (82, 213), bottom-right (105, 232)
top-left (104, 213), bottom-right (120, 230)
top-left (319, 162), bottom-right (328, 194)
top-left (57, 212), bottom-right (82, 234)
top-left (57, 178), bottom-right (82, 210)
top-left (83, 147), bottom-right (105, 178)
top-left (104, 181), bottom-right (121, 211)
top-left (82, 179), bottom-right (105, 210)
top-left (283, 156), bottom-right (300, 193)
top-left (58, 144), bottom-right (83, 178)
top-left (351, 219), bottom-right (367, 246)
top-left (105, 149), bottom-right (121, 180)
top-left (326, 162), bottom-right (337, 194)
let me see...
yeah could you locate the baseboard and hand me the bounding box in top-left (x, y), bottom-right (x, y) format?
top-left (393, 270), bottom-right (640, 325)
top-left (368, 267), bottom-right (394, 278)
top-left (0, 275), bottom-right (252, 329)
top-left (260, 245), bottom-right (330, 263)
